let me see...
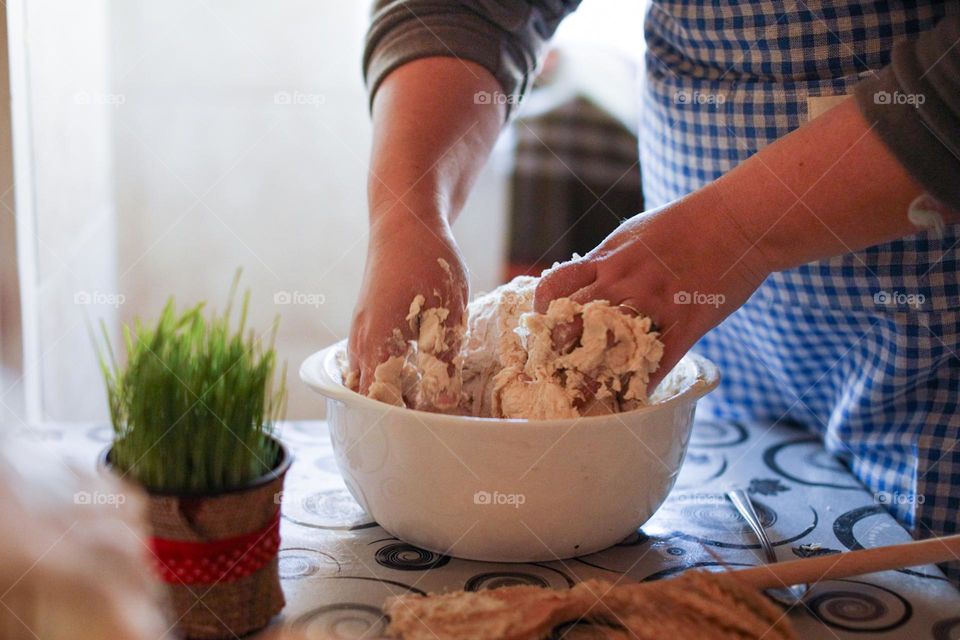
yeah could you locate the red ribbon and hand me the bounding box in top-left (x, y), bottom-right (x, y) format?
top-left (149, 510), bottom-right (281, 585)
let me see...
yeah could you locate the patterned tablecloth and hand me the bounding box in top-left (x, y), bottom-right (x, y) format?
top-left (35, 419), bottom-right (960, 639)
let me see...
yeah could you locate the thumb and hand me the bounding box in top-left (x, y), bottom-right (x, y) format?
top-left (534, 259), bottom-right (596, 313)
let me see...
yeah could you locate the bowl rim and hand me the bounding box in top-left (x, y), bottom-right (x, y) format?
top-left (299, 339), bottom-right (720, 428)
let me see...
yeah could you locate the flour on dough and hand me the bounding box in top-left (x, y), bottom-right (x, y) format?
top-left (350, 275), bottom-right (664, 420)
top-left (359, 293), bottom-right (465, 412)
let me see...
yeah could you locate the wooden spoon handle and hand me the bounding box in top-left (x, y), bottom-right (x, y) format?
top-left (731, 534), bottom-right (960, 590)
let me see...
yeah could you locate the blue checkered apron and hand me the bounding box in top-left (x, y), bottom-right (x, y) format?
top-left (641, 1), bottom-right (960, 577)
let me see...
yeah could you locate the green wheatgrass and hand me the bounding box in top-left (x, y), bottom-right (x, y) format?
top-left (98, 275), bottom-right (287, 493)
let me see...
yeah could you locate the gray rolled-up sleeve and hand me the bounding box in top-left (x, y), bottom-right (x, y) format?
top-left (854, 15), bottom-right (960, 211)
top-left (363, 0), bottom-right (581, 118)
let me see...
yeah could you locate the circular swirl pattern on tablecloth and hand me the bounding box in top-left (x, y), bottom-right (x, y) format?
top-left (465, 564), bottom-right (574, 591)
top-left (680, 495), bottom-right (776, 529)
top-left (293, 603), bottom-right (389, 639)
top-left (283, 487), bottom-right (377, 531)
top-left (655, 493), bottom-right (817, 548)
top-left (466, 571), bottom-right (548, 590)
top-left (762, 437), bottom-right (861, 489)
top-left (374, 542), bottom-right (450, 571)
top-left (292, 577), bottom-right (425, 639)
top-left (805, 580), bottom-right (911, 632)
top-left (278, 547), bottom-right (340, 580)
top-left (688, 420), bottom-right (748, 448)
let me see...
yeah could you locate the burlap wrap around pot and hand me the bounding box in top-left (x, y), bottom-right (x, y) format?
top-left (102, 441), bottom-right (291, 639)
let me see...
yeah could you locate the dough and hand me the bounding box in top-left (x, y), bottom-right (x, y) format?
top-left (350, 275), bottom-right (664, 420)
top-left (385, 572), bottom-right (796, 640)
top-left (459, 276), bottom-right (539, 417)
top-left (364, 294), bottom-right (464, 413)
top-left (465, 276), bottom-right (663, 419)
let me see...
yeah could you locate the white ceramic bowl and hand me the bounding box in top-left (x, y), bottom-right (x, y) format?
top-left (300, 340), bottom-right (719, 562)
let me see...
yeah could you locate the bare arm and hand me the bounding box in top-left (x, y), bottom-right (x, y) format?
top-left (349, 58), bottom-right (504, 392)
top-left (537, 97), bottom-right (956, 390)
top-left (713, 97), bottom-right (938, 272)
top-left (350, 0), bottom-right (580, 391)
top-left (368, 58), bottom-right (504, 230)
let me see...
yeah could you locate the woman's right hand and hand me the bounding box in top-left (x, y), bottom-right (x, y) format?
top-left (348, 214), bottom-right (468, 394)
top-left (348, 57), bottom-right (506, 392)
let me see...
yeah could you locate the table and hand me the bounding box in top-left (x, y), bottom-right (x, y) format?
top-left (31, 419), bottom-right (960, 638)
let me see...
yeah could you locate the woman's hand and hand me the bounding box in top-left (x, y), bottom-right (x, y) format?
top-left (535, 97), bottom-right (942, 393)
top-left (348, 57), bottom-right (504, 393)
top-left (534, 190), bottom-right (772, 392)
top-left (349, 214), bottom-right (468, 393)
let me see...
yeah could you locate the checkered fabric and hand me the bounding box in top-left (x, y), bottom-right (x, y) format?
top-left (641, 1), bottom-right (960, 580)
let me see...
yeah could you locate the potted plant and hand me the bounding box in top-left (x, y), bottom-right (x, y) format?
top-left (97, 277), bottom-right (290, 639)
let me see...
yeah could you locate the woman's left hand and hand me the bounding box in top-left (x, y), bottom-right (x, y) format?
top-left (534, 190), bottom-right (771, 392)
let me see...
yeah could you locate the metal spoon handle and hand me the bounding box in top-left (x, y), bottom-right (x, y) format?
top-left (726, 489), bottom-right (777, 564)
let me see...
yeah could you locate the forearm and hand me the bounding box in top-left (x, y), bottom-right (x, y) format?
top-left (710, 97), bottom-right (948, 274)
top-left (368, 58), bottom-right (505, 230)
